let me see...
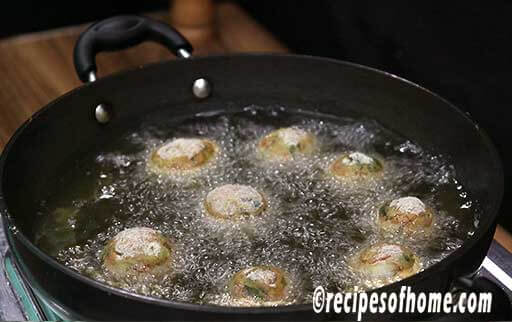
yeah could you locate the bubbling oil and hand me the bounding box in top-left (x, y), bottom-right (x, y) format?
top-left (35, 106), bottom-right (477, 305)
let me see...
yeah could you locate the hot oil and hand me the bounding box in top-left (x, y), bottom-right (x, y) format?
top-left (35, 106), bottom-right (477, 305)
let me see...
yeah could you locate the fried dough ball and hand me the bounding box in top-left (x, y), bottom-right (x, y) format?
top-left (353, 242), bottom-right (420, 281)
top-left (329, 151), bottom-right (383, 178)
top-left (205, 184), bottom-right (267, 220)
top-left (148, 138), bottom-right (218, 174)
top-left (230, 266), bottom-right (289, 305)
top-left (258, 127), bottom-right (315, 160)
top-left (378, 196), bottom-right (433, 233)
top-left (103, 227), bottom-right (172, 278)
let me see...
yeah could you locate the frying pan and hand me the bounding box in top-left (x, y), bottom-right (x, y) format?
top-left (0, 15), bottom-right (507, 320)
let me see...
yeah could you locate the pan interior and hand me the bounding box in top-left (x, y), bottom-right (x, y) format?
top-left (31, 106), bottom-right (477, 306)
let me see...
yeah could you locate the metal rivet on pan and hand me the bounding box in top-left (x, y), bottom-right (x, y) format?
top-left (192, 78), bottom-right (211, 99)
top-left (95, 103), bottom-right (111, 124)
top-left (88, 71), bottom-right (98, 83)
top-left (177, 48), bottom-right (192, 59)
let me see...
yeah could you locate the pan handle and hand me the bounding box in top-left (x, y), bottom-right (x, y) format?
top-left (73, 15), bottom-right (193, 83)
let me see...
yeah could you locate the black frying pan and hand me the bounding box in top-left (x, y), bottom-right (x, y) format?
top-left (0, 15), bottom-right (507, 321)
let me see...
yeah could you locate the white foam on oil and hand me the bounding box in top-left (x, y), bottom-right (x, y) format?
top-left (39, 106), bottom-right (477, 306)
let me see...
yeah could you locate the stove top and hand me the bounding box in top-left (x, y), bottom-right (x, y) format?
top-left (1, 224), bottom-right (511, 321)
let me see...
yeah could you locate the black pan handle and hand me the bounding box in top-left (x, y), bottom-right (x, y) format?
top-left (73, 15), bottom-right (193, 83)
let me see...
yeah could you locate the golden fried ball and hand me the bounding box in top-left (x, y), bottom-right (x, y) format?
top-left (378, 196), bottom-right (433, 233)
top-left (148, 138), bottom-right (218, 174)
top-left (230, 266), bottom-right (289, 304)
top-left (329, 151), bottom-right (383, 178)
top-left (353, 242), bottom-right (420, 280)
top-left (258, 127), bottom-right (315, 160)
top-left (205, 184), bottom-right (267, 220)
top-left (103, 227), bottom-right (172, 278)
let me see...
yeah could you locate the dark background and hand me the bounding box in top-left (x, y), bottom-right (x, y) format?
top-left (1, 1), bottom-right (511, 231)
